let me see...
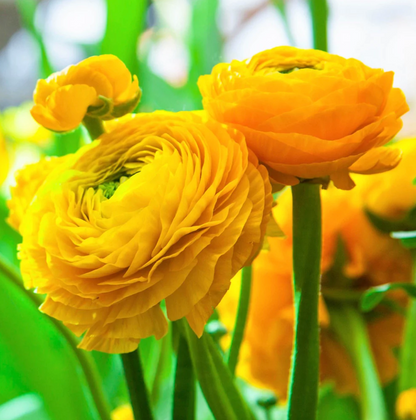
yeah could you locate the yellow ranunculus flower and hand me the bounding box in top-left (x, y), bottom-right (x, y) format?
top-left (31, 55), bottom-right (141, 133)
top-left (13, 112), bottom-right (272, 353)
top-left (199, 46), bottom-right (408, 189)
top-left (218, 179), bottom-right (411, 397)
top-left (7, 156), bottom-right (68, 232)
top-left (397, 389), bottom-right (416, 420)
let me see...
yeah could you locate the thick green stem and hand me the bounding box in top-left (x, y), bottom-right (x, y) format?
top-left (0, 254), bottom-right (112, 420)
top-left (308, 0), bottom-right (329, 51)
top-left (121, 351), bottom-right (154, 420)
top-left (330, 305), bottom-right (388, 420)
top-left (227, 265), bottom-right (252, 376)
top-left (399, 250), bottom-right (416, 391)
top-left (83, 116), bottom-right (106, 140)
top-left (287, 183), bottom-right (322, 420)
top-left (173, 335), bottom-right (195, 420)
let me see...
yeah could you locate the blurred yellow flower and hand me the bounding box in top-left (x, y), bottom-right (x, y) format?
top-left (0, 129), bottom-right (8, 185)
top-left (353, 138), bottom-right (416, 220)
top-left (15, 112), bottom-right (272, 353)
top-left (1, 102), bottom-right (52, 146)
top-left (219, 173), bottom-right (412, 397)
top-left (31, 55), bottom-right (141, 132)
top-left (111, 405), bottom-right (133, 420)
top-left (7, 156), bottom-right (68, 232)
top-left (397, 389), bottom-right (416, 420)
top-left (199, 46), bottom-right (408, 189)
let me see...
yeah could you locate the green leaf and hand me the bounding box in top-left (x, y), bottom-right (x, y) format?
top-left (0, 394), bottom-right (51, 420)
top-left (361, 282), bottom-right (416, 312)
top-left (365, 208), bottom-right (416, 234)
top-left (188, 0), bottom-right (222, 103)
top-left (0, 270), bottom-right (101, 420)
top-left (139, 64), bottom-right (200, 112)
top-left (173, 334), bottom-right (195, 420)
top-left (15, 0), bottom-right (53, 77)
top-left (179, 320), bottom-right (253, 420)
top-left (391, 230), bottom-right (416, 249)
top-left (317, 386), bottom-right (360, 420)
top-left (100, 0), bottom-right (147, 76)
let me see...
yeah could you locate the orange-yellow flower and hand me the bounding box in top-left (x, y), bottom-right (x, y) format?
top-left (218, 177), bottom-right (412, 397)
top-left (7, 157), bottom-right (68, 232)
top-left (14, 111), bottom-right (272, 353)
top-left (396, 389), bottom-right (416, 420)
top-left (31, 55), bottom-right (141, 132)
top-left (199, 46), bottom-right (408, 189)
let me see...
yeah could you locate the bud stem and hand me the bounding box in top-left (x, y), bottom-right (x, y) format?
top-left (83, 116), bottom-right (106, 140)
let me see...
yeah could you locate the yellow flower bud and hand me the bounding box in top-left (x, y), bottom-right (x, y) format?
top-left (31, 55), bottom-right (141, 133)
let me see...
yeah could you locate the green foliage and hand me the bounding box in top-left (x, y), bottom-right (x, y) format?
top-left (179, 320), bottom-right (254, 420)
top-left (0, 271), bottom-right (100, 420)
top-left (361, 283), bottom-right (416, 312)
top-left (100, 0), bottom-right (147, 76)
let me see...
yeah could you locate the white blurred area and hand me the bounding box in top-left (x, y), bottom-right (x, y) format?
top-left (0, 0), bottom-right (415, 131)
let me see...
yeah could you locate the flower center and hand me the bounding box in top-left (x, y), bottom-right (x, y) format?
top-left (98, 176), bottom-right (129, 199)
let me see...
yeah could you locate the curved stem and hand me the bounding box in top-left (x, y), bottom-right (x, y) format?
top-left (399, 250), bottom-right (416, 391)
top-left (227, 265), bottom-right (252, 376)
top-left (330, 304), bottom-right (387, 420)
top-left (121, 351), bottom-right (154, 420)
top-left (0, 254), bottom-right (111, 420)
top-left (287, 183), bottom-right (322, 420)
top-left (83, 116), bottom-right (106, 140)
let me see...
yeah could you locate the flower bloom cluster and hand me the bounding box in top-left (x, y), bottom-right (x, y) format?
top-left (199, 46), bottom-right (408, 189)
top-left (218, 138), bottom-right (416, 397)
top-left (13, 112), bottom-right (272, 353)
top-left (10, 48), bottom-right (408, 355)
top-left (31, 55), bottom-right (141, 132)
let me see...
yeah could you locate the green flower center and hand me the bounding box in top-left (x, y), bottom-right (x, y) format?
top-left (98, 176), bottom-right (129, 199)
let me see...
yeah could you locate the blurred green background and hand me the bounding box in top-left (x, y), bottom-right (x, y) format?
top-left (0, 0), bottom-right (415, 419)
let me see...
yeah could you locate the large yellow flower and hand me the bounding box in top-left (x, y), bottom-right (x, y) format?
top-left (199, 46), bottom-right (408, 189)
top-left (7, 157), bottom-right (68, 232)
top-left (31, 55), bottom-right (141, 132)
top-left (218, 175), bottom-right (412, 397)
top-left (13, 112), bottom-right (272, 353)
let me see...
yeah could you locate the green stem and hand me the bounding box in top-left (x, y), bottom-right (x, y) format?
top-left (173, 335), bottom-right (196, 420)
top-left (330, 305), bottom-right (388, 420)
top-left (399, 250), bottom-right (416, 391)
top-left (121, 351), bottom-right (154, 420)
top-left (308, 0), bottom-right (329, 51)
top-left (0, 254), bottom-right (112, 420)
top-left (287, 183), bottom-right (322, 420)
top-left (227, 265), bottom-right (252, 376)
top-left (83, 116), bottom-right (106, 140)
